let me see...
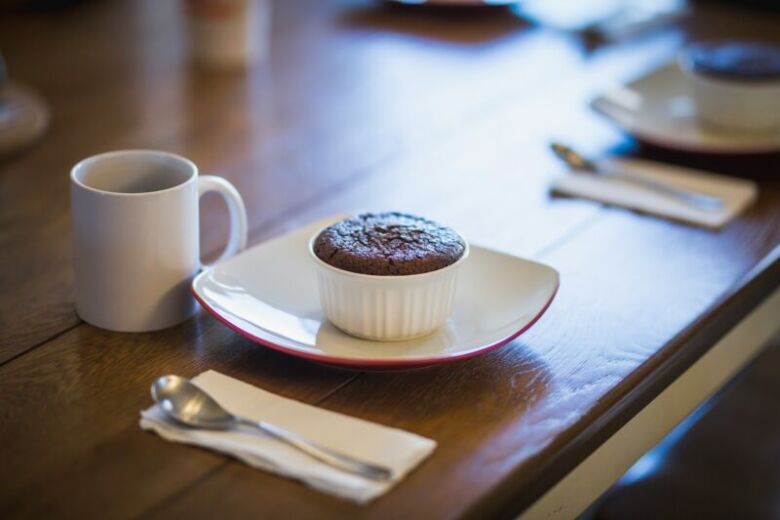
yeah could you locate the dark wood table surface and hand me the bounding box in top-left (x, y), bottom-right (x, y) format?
top-left (1, 1), bottom-right (779, 518)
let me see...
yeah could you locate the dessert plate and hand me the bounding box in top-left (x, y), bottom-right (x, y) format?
top-left (192, 216), bottom-right (559, 370)
top-left (591, 63), bottom-right (780, 155)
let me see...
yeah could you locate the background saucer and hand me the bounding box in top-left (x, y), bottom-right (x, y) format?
top-left (591, 63), bottom-right (780, 155)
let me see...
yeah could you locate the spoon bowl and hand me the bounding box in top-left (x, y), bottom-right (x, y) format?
top-left (550, 142), bottom-right (598, 172)
top-left (151, 375), bottom-right (236, 429)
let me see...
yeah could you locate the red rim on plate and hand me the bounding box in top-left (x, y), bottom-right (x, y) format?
top-left (192, 282), bottom-right (559, 370)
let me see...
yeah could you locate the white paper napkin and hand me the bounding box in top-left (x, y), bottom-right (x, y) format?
top-left (551, 158), bottom-right (758, 229)
top-left (139, 370), bottom-right (436, 504)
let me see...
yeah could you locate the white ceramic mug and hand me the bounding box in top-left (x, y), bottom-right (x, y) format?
top-left (70, 150), bottom-right (248, 332)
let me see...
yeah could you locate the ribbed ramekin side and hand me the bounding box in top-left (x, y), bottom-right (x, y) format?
top-left (315, 266), bottom-right (460, 341)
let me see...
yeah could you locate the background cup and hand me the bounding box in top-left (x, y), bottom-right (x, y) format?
top-left (184, 0), bottom-right (271, 69)
top-left (678, 44), bottom-right (780, 133)
top-left (70, 150), bottom-right (247, 332)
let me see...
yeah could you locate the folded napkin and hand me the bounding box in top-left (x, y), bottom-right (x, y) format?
top-left (551, 157), bottom-right (758, 229)
top-left (140, 370), bottom-right (436, 504)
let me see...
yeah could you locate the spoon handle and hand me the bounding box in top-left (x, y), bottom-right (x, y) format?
top-left (550, 142), bottom-right (724, 212)
top-left (602, 169), bottom-right (724, 211)
top-left (239, 418), bottom-right (393, 481)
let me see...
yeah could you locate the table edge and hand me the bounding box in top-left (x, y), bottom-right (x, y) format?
top-left (467, 244), bottom-right (780, 519)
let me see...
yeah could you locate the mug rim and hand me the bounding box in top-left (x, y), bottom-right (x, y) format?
top-left (70, 149), bottom-right (198, 197)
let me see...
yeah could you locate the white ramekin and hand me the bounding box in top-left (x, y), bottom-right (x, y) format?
top-left (678, 52), bottom-right (780, 133)
top-left (309, 230), bottom-right (469, 342)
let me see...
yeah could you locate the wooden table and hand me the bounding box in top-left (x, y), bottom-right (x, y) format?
top-left (1, 1), bottom-right (779, 518)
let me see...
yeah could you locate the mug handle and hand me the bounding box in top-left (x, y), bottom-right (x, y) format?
top-left (198, 175), bottom-right (248, 268)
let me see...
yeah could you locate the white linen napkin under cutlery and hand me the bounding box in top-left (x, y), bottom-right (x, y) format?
top-left (551, 157), bottom-right (758, 229)
top-left (140, 370), bottom-right (436, 504)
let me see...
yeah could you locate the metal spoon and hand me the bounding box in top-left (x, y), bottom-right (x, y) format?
top-left (151, 375), bottom-right (393, 481)
top-left (550, 142), bottom-right (724, 211)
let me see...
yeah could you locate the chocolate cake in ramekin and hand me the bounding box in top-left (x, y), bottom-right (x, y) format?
top-left (309, 212), bottom-right (468, 341)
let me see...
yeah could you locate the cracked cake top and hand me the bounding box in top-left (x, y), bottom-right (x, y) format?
top-left (313, 212), bottom-right (466, 276)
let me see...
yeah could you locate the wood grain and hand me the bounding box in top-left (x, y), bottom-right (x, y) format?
top-left (0, 1), bottom-right (779, 519)
top-left (0, 312), bottom-right (358, 518)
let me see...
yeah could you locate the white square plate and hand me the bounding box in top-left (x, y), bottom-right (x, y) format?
top-left (193, 217), bottom-right (559, 370)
